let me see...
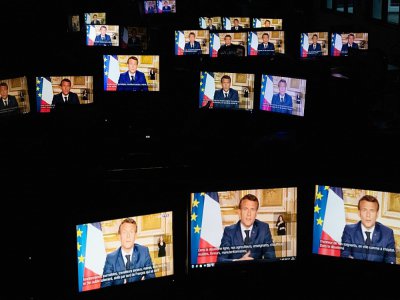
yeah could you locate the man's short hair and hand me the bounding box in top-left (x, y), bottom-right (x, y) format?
top-left (100, 25), bottom-right (107, 30)
top-left (189, 32), bottom-right (195, 37)
top-left (265, 20), bottom-right (271, 25)
top-left (127, 56), bottom-right (139, 64)
top-left (239, 194), bottom-right (259, 210)
top-left (262, 33), bottom-right (269, 38)
top-left (118, 218), bottom-right (137, 233)
top-left (60, 78), bottom-right (71, 86)
top-left (358, 195), bottom-right (379, 211)
top-left (93, 14), bottom-right (97, 17)
top-left (224, 34), bottom-right (232, 39)
top-left (0, 82), bottom-right (9, 89)
top-left (220, 75), bottom-right (231, 83)
top-left (234, 18), bottom-right (239, 22)
top-left (348, 33), bottom-right (355, 38)
top-left (278, 79), bottom-right (287, 86)
top-left (312, 34), bottom-right (318, 38)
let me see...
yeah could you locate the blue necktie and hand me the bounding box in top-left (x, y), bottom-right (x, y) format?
top-left (125, 254), bottom-right (131, 269)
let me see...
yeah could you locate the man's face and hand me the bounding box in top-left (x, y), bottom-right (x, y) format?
top-left (234, 20), bottom-right (239, 27)
top-left (61, 81), bottom-right (71, 95)
top-left (119, 222), bottom-right (136, 251)
top-left (221, 78), bottom-right (231, 92)
top-left (208, 19), bottom-right (212, 26)
top-left (189, 34), bottom-right (195, 43)
top-left (262, 34), bottom-right (269, 43)
top-left (224, 36), bottom-right (231, 46)
top-left (278, 82), bottom-right (286, 95)
top-left (238, 199), bottom-right (258, 228)
top-left (128, 59), bottom-right (138, 73)
top-left (100, 27), bottom-right (106, 35)
top-left (0, 86), bottom-right (9, 99)
top-left (93, 15), bottom-right (97, 20)
top-left (312, 36), bottom-right (318, 44)
top-left (358, 200), bottom-right (378, 230)
top-left (265, 21), bottom-right (270, 27)
top-left (348, 35), bottom-right (354, 44)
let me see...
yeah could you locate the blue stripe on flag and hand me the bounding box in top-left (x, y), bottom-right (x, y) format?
top-left (190, 193), bottom-right (205, 265)
top-left (103, 55), bottom-right (110, 91)
top-left (36, 77), bottom-right (43, 112)
top-left (312, 185), bottom-right (329, 254)
top-left (77, 224), bottom-right (88, 292)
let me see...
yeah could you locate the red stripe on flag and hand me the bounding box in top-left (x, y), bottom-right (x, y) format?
top-left (334, 48), bottom-right (341, 56)
top-left (302, 49), bottom-right (308, 57)
top-left (40, 100), bottom-right (51, 113)
top-left (106, 78), bottom-right (117, 91)
top-left (178, 48), bottom-right (183, 55)
top-left (197, 238), bottom-right (219, 264)
top-left (318, 231), bottom-right (342, 257)
top-left (250, 49), bottom-right (257, 56)
top-left (82, 268), bottom-right (102, 291)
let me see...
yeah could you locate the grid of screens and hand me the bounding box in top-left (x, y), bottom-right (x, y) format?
top-left (199, 17), bottom-right (283, 30)
top-left (103, 55), bottom-right (160, 92)
top-left (76, 211), bottom-right (174, 292)
top-left (190, 188), bottom-right (297, 268)
top-left (313, 186), bottom-right (399, 265)
top-left (144, 1), bottom-right (176, 14)
top-left (35, 76), bottom-right (94, 113)
top-left (199, 72), bottom-right (254, 110)
top-left (0, 77), bottom-right (30, 116)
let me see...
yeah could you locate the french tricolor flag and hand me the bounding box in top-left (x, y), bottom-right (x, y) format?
top-left (199, 71), bottom-right (215, 108)
top-left (223, 17), bottom-right (231, 30)
top-left (248, 31), bottom-right (258, 56)
top-left (313, 186), bottom-right (346, 257)
top-left (121, 27), bottom-right (129, 49)
top-left (175, 31), bottom-right (185, 55)
top-left (300, 33), bottom-right (309, 57)
top-left (103, 55), bottom-right (120, 91)
top-left (76, 223), bottom-right (107, 292)
top-left (260, 74), bottom-right (273, 111)
top-left (36, 77), bottom-right (53, 113)
top-left (86, 25), bottom-right (96, 46)
top-left (210, 33), bottom-right (220, 57)
top-left (191, 192), bottom-right (223, 265)
top-left (199, 17), bottom-right (206, 29)
top-left (331, 33), bottom-right (342, 56)
top-left (253, 18), bottom-right (261, 28)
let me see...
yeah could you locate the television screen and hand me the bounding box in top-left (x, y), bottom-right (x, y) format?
top-left (222, 17), bottom-right (251, 30)
top-left (120, 27), bottom-right (148, 50)
top-left (199, 17), bottom-right (222, 30)
top-left (0, 77), bottom-right (30, 116)
top-left (248, 31), bottom-right (285, 56)
top-left (157, 0), bottom-right (176, 13)
top-left (252, 18), bottom-right (283, 30)
top-left (175, 30), bottom-right (210, 55)
top-left (144, 1), bottom-right (157, 14)
top-left (76, 211), bottom-right (174, 292)
top-left (84, 12), bottom-right (106, 25)
top-left (199, 72), bottom-right (254, 110)
top-left (209, 32), bottom-right (248, 57)
top-left (103, 55), bottom-right (160, 92)
top-left (300, 32), bottom-right (329, 57)
top-left (259, 74), bottom-right (306, 116)
top-left (35, 76), bottom-right (94, 113)
top-left (86, 25), bottom-right (119, 46)
top-left (313, 185), bottom-right (399, 265)
top-left (331, 32), bottom-right (369, 56)
top-left (68, 15), bottom-right (80, 32)
top-left (190, 188), bottom-right (297, 268)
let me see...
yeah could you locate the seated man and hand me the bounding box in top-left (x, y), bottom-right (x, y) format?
top-left (257, 33), bottom-right (275, 56)
top-left (184, 32), bottom-right (202, 55)
top-left (341, 33), bottom-right (358, 56)
top-left (217, 35), bottom-right (238, 57)
top-left (307, 34), bottom-right (322, 57)
top-left (213, 75), bottom-right (239, 109)
top-left (117, 56), bottom-right (148, 92)
top-left (0, 82), bottom-right (19, 115)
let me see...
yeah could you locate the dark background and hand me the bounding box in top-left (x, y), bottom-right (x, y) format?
top-left (1, 0), bottom-right (399, 299)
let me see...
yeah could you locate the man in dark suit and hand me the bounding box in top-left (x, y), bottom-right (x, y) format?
top-left (117, 56), bottom-right (149, 91)
top-left (217, 35), bottom-right (238, 56)
top-left (213, 75), bottom-right (239, 109)
top-left (271, 79), bottom-right (293, 114)
top-left (51, 78), bottom-right (80, 109)
top-left (184, 32), bottom-right (202, 55)
top-left (90, 14), bottom-right (101, 25)
top-left (217, 194), bottom-right (276, 262)
top-left (94, 25), bottom-right (112, 46)
top-left (101, 218), bottom-right (155, 287)
top-left (162, 1), bottom-right (171, 13)
top-left (0, 82), bottom-right (19, 114)
top-left (146, 1), bottom-right (156, 13)
top-left (232, 18), bottom-right (242, 31)
top-left (257, 33), bottom-right (275, 56)
top-left (341, 195), bottom-right (396, 264)
top-left (207, 18), bottom-right (217, 30)
top-left (341, 33), bottom-right (358, 56)
top-left (307, 34), bottom-right (322, 57)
